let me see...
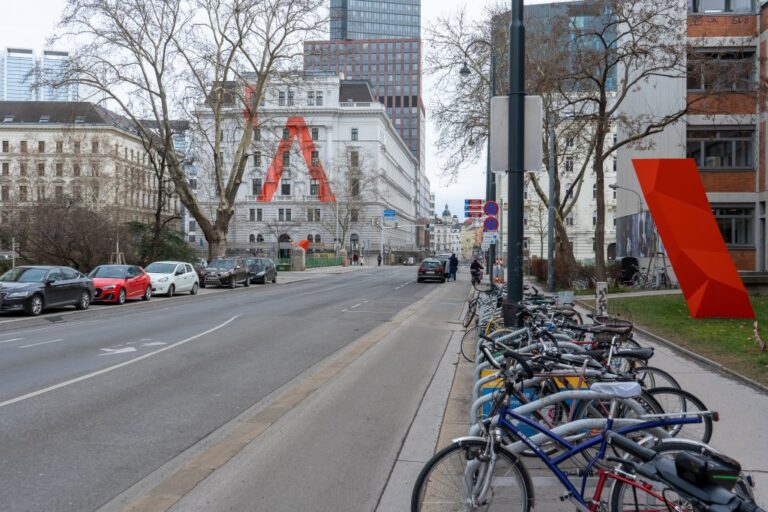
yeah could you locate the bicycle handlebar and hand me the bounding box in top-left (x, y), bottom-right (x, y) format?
top-left (478, 334), bottom-right (534, 379)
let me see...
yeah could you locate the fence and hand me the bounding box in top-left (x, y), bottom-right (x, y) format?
top-left (306, 256), bottom-right (343, 268)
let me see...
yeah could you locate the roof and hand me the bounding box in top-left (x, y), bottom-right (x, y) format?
top-left (0, 101), bottom-right (139, 134)
top-left (339, 80), bottom-right (375, 102)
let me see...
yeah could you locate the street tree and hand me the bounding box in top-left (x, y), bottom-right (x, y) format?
top-left (52, 0), bottom-right (325, 260)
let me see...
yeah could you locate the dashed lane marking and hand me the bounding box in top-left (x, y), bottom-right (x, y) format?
top-left (19, 338), bottom-right (63, 349)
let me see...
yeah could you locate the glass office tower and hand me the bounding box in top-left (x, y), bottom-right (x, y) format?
top-left (330, 0), bottom-right (420, 40)
top-left (1, 48), bottom-right (77, 101)
top-left (4, 49), bottom-right (35, 101)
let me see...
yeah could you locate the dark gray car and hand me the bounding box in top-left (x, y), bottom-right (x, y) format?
top-left (203, 258), bottom-right (250, 288)
top-left (0, 266), bottom-right (94, 316)
top-left (246, 257), bottom-right (277, 284)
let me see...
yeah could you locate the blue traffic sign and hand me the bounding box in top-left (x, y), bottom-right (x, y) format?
top-left (483, 216), bottom-right (499, 232)
top-left (483, 201), bottom-right (499, 216)
top-left (383, 209), bottom-right (396, 218)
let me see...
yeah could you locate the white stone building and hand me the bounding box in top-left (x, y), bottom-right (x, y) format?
top-left (190, 74), bottom-right (430, 262)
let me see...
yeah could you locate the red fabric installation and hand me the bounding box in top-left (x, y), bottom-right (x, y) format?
top-left (632, 159), bottom-right (754, 319)
top-left (258, 117), bottom-right (336, 203)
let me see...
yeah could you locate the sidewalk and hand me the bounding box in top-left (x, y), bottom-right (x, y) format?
top-left (386, 291), bottom-right (768, 510)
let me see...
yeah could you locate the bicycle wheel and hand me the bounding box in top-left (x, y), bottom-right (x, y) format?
top-left (464, 299), bottom-right (478, 328)
top-left (460, 329), bottom-right (479, 362)
top-left (633, 367), bottom-right (681, 390)
top-left (645, 387), bottom-right (712, 444)
top-left (411, 439), bottom-right (533, 512)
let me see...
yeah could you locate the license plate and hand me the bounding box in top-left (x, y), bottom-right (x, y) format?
top-left (426, 271), bottom-right (434, 274)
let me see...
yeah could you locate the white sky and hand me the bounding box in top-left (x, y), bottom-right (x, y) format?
top-left (0, 0), bottom-right (554, 220)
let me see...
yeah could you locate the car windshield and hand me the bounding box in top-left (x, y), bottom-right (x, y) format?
top-left (145, 263), bottom-right (177, 274)
top-left (89, 266), bottom-right (127, 279)
top-left (0, 267), bottom-right (48, 283)
top-left (252, 260), bottom-right (266, 269)
top-left (208, 259), bottom-right (235, 270)
top-left (422, 261), bottom-right (440, 269)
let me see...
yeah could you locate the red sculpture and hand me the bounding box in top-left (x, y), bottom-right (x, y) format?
top-left (632, 159), bottom-right (754, 319)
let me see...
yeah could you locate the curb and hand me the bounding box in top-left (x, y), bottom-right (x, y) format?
top-left (576, 299), bottom-right (768, 396)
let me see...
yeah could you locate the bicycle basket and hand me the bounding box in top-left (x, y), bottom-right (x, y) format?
top-left (592, 315), bottom-right (633, 343)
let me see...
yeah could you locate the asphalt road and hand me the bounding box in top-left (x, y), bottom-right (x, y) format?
top-left (0, 266), bottom-right (437, 512)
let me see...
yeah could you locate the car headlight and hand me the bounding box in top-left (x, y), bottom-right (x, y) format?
top-left (104, 285), bottom-right (117, 290)
top-left (256, 271), bottom-right (266, 276)
top-left (158, 277), bottom-right (170, 283)
top-left (220, 271), bottom-right (230, 277)
top-left (7, 291), bottom-right (31, 298)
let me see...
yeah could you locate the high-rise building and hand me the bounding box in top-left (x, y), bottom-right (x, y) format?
top-left (330, 0), bottom-right (420, 40)
top-left (0, 48), bottom-right (78, 102)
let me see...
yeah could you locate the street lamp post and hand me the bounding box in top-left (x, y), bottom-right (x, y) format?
top-left (503, 0), bottom-right (526, 326)
top-left (460, 41), bottom-right (496, 285)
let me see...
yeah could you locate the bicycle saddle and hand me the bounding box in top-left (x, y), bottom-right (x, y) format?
top-left (570, 323), bottom-right (632, 335)
top-left (613, 348), bottom-right (654, 361)
top-left (590, 381), bottom-right (642, 398)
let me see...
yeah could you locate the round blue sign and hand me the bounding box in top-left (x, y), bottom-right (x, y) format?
top-left (483, 201), bottom-right (499, 216)
top-left (483, 216), bottom-right (499, 232)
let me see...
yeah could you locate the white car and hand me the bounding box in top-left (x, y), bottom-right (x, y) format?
top-left (145, 261), bottom-right (199, 297)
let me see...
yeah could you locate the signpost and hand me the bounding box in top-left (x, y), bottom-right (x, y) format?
top-left (489, 95), bottom-right (544, 173)
top-left (383, 209), bottom-right (396, 218)
top-left (483, 216), bottom-right (499, 232)
top-left (464, 199), bottom-right (483, 218)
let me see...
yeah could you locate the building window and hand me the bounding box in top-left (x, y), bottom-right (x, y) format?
top-left (281, 179), bottom-right (291, 196)
top-left (282, 128), bottom-right (290, 141)
top-left (287, 90), bottom-right (294, 106)
top-left (38, 141), bottom-right (45, 153)
top-left (250, 208), bottom-right (256, 221)
top-left (307, 208), bottom-right (321, 221)
top-left (56, 162), bottom-right (63, 177)
top-left (56, 141), bottom-right (63, 153)
top-left (55, 186), bottom-right (64, 200)
top-left (311, 127), bottom-right (319, 141)
top-left (565, 137), bottom-right (574, 148)
top-left (189, 178), bottom-right (197, 189)
top-left (20, 141), bottom-right (27, 153)
top-left (687, 49), bottom-right (755, 91)
top-left (688, 0), bottom-right (753, 14)
top-left (310, 178), bottom-right (319, 196)
top-left (350, 174), bottom-right (360, 197)
top-left (74, 141), bottom-right (80, 154)
top-left (253, 128), bottom-right (261, 141)
top-left (249, 234), bottom-right (256, 244)
top-left (308, 91), bottom-right (315, 106)
top-left (189, 234), bottom-right (196, 243)
top-left (350, 208), bottom-right (359, 222)
top-left (278, 208), bottom-right (291, 221)
top-left (316, 91), bottom-right (323, 106)
top-left (257, 208), bottom-right (262, 221)
top-left (1, 141), bottom-right (7, 152)
top-left (278, 91), bottom-right (286, 106)
top-left (19, 186), bottom-right (28, 202)
top-left (713, 207), bottom-right (754, 246)
top-left (189, 220), bottom-right (196, 231)
top-left (92, 140), bottom-right (99, 153)
top-left (311, 151), bottom-right (319, 166)
top-left (253, 151), bottom-right (262, 167)
top-left (687, 128), bottom-right (754, 170)
top-left (592, 183), bottom-right (597, 199)
top-left (1, 186), bottom-right (9, 201)
top-left (252, 178), bottom-right (262, 196)
top-left (37, 163), bottom-right (45, 176)
top-left (350, 151), bottom-right (359, 168)
top-left (257, 234), bottom-right (264, 242)
top-left (351, 128), bottom-right (359, 141)
top-left (566, 214), bottom-right (574, 227)
top-left (73, 163), bottom-right (80, 177)
top-left (314, 234), bottom-right (321, 243)
top-left (282, 151), bottom-right (290, 168)
top-left (19, 162), bottom-right (26, 176)
top-left (1, 163), bottom-right (7, 176)
top-left (565, 157), bottom-right (574, 173)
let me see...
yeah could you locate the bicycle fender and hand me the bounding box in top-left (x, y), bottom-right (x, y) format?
top-left (450, 436), bottom-right (488, 445)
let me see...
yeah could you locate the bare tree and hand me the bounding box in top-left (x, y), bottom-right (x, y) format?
top-left (52, 0), bottom-right (325, 260)
top-left (526, 200), bottom-right (547, 260)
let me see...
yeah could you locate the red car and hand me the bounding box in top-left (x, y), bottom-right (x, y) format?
top-left (88, 265), bottom-right (152, 304)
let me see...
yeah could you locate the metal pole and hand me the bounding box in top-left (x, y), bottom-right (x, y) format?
top-left (487, 53), bottom-right (497, 286)
top-left (547, 111), bottom-right (556, 292)
top-left (380, 220), bottom-right (384, 266)
top-left (11, 237), bottom-right (15, 268)
top-left (335, 201), bottom-right (339, 257)
top-left (503, 0), bottom-right (526, 326)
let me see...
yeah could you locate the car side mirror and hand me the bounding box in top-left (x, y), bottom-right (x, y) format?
top-left (175, 270), bottom-right (184, 276)
top-left (45, 278), bottom-right (55, 286)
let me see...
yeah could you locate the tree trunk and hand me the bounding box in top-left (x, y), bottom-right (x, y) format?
top-left (208, 234), bottom-right (227, 261)
top-left (593, 117), bottom-right (608, 281)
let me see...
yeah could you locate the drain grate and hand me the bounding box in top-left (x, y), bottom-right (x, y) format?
top-left (46, 316), bottom-right (65, 323)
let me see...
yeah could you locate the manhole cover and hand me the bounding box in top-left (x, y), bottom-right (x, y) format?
top-left (47, 316), bottom-right (65, 323)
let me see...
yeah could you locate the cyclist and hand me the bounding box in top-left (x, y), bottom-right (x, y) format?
top-left (470, 257), bottom-right (484, 285)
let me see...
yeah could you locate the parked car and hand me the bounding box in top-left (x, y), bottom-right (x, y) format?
top-left (0, 266), bottom-right (94, 316)
top-left (246, 257), bottom-right (278, 284)
top-left (417, 258), bottom-right (446, 283)
top-left (89, 264), bottom-right (152, 304)
top-left (145, 261), bottom-right (200, 296)
top-left (203, 257), bottom-right (250, 288)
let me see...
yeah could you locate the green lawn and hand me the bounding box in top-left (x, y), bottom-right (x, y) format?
top-left (584, 295), bottom-right (768, 387)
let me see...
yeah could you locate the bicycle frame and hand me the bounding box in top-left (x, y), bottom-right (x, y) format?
top-left (492, 401), bottom-right (706, 510)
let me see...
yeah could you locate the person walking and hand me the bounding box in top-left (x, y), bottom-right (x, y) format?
top-left (449, 253), bottom-right (459, 282)
top-left (377, 254), bottom-right (382, 267)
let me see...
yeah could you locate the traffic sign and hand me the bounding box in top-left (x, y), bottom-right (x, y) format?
top-left (482, 232), bottom-right (499, 244)
top-left (465, 199), bottom-right (483, 206)
top-left (465, 212), bottom-right (483, 218)
top-left (483, 201), bottom-right (499, 216)
top-left (483, 217), bottom-right (499, 232)
top-left (490, 95), bottom-right (544, 173)
top-left (383, 209), bottom-right (396, 218)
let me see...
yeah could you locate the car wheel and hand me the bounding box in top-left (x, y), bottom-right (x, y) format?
top-left (417, 278), bottom-right (423, 283)
top-left (228, 278), bottom-right (236, 289)
top-left (441, 278), bottom-right (446, 283)
top-left (142, 286), bottom-right (152, 301)
top-left (167, 284), bottom-right (175, 297)
top-left (272, 275), bottom-right (277, 284)
top-left (26, 294), bottom-right (44, 316)
top-left (75, 291), bottom-right (90, 311)
top-left (200, 280), bottom-right (206, 288)
top-left (117, 288), bottom-right (127, 305)
top-left (190, 282), bottom-right (199, 295)
top-left (244, 276), bottom-right (251, 287)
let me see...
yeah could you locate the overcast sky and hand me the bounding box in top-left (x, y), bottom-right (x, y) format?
top-left (0, 0), bottom-right (552, 220)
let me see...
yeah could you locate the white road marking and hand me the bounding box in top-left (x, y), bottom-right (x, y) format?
top-left (0, 315), bottom-right (241, 409)
top-left (99, 347), bottom-right (138, 356)
top-left (0, 338), bottom-right (24, 345)
top-left (19, 339), bottom-right (63, 348)
top-left (350, 303), bottom-right (361, 309)
top-left (142, 342), bottom-right (166, 347)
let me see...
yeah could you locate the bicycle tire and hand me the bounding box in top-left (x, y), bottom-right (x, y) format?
top-left (411, 439), bottom-right (534, 512)
top-left (633, 366), bottom-right (681, 390)
top-left (608, 440), bottom-right (753, 511)
top-left (644, 387), bottom-right (712, 445)
top-left (460, 329), bottom-right (478, 362)
top-left (463, 299), bottom-right (478, 328)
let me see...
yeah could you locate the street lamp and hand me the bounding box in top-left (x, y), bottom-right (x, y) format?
top-left (609, 183), bottom-right (643, 214)
top-left (458, 39), bottom-right (496, 285)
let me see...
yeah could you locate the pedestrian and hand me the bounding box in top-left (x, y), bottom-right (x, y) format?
top-left (360, 255), bottom-right (365, 266)
top-left (449, 253), bottom-right (459, 282)
top-left (353, 254), bottom-right (359, 266)
top-left (377, 254), bottom-right (382, 267)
